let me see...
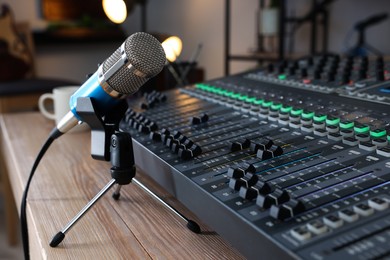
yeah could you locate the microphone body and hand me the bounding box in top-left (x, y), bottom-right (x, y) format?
top-left (69, 71), bottom-right (119, 119)
top-left (55, 32), bottom-right (166, 135)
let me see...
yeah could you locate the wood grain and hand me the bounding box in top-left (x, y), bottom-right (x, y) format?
top-left (0, 112), bottom-right (244, 259)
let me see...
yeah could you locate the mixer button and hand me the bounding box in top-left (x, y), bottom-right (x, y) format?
top-left (354, 81), bottom-right (367, 88)
top-left (342, 137), bottom-right (359, 146)
top-left (314, 128), bottom-right (328, 137)
top-left (307, 220), bottom-right (328, 235)
top-left (354, 124), bottom-right (370, 134)
top-left (326, 125), bottom-right (339, 133)
top-left (353, 203), bottom-right (374, 217)
top-left (227, 167), bottom-right (245, 178)
top-left (326, 116), bottom-right (340, 126)
top-left (290, 226), bottom-right (312, 242)
top-left (278, 118), bottom-right (290, 125)
top-left (301, 125), bottom-right (314, 133)
top-left (328, 132), bottom-right (343, 141)
top-left (368, 197), bottom-right (389, 211)
top-left (301, 118), bottom-right (313, 126)
top-left (313, 121), bottom-right (326, 129)
top-left (290, 113), bottom-right (302, 122)
top-left (268, 114), bottom-right (279, 121)
top-left (278, 111), bottom-right (290, 119)
top-left (355, 133), bottom-right (370, 142)
top-left (340, 129), bottom-right (354, 137)
top-left (323, 215), bottom-right (344, 229)
top-left (372, 138), bottom-right (387, 147)
top-left (370, 128), bottom-right (387, 139)
top-left (377, 146), bottom-right (390, 157)
top-left (358, 142), bottom-right (376, 152)
top-left (289, 121), bottom-right (301, 129)
top-left (339, 208), bottom-right (359, 223)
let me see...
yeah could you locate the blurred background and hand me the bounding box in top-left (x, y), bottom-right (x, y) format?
top-left (1, 0), bottom-right (389, 83)
top-left (0, 1), bottom-right (390, 258)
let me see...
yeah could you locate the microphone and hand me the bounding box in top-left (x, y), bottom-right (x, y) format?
top-left (55, 32), bottom-right (166, 135)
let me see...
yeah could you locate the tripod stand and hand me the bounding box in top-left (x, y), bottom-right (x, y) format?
top-left (50, 97), bottom-right (200, 247)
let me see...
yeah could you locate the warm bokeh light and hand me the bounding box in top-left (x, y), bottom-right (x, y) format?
top-left (161, 36), bottom-right (183, 62)
top-left (102, 0), bottom-right (127, 24)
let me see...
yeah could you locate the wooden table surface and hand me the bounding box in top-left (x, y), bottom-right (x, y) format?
top-left (0, 112), bottom-right (244, 259)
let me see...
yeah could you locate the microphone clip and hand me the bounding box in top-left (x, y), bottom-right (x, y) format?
top-left (75, 97), bottom-right (128, 161)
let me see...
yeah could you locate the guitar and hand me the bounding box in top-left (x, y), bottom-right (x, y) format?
top-left (0, 4), bottom-right (33, 80)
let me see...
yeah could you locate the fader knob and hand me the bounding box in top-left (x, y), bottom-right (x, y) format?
top-left (227, 168), bottom-right (245, 178)
top-left (191, 116), bottom-right (202, 125)
top-left (239, 181), bottom-right (272, 200)
top-left (189, 144), bottom-right (202, 156)
top-left (149, 131), bottom-right (162, 142)
top-left (270, 199), bottom-right (305, 220)
top-left (178, 148), bottom-right (193, 160)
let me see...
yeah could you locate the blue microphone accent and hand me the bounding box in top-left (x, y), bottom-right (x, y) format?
top-left (69, 72), bottom-right (121, 121)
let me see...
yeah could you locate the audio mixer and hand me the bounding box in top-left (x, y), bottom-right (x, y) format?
top-left (120, 54), bottom-right (390, 259)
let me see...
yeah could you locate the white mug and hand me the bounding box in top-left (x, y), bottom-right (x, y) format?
top-left (38, 86), bottom-right (88, 132)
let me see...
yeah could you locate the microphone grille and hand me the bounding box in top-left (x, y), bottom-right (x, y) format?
top-left (102, 32), bottom-right (166, 95)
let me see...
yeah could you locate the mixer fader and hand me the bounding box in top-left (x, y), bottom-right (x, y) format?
top-left (120, 54), bottom-right (390, 259)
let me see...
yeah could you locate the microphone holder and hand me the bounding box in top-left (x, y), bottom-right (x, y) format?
top-left (50, 97), bottom-right (200, 248)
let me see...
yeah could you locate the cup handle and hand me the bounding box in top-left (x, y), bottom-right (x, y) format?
top-left (38, 93), bottom-right (56, 120)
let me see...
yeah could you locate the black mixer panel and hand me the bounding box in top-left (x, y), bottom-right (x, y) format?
top-left (120, 55), bottom-right (390, 259)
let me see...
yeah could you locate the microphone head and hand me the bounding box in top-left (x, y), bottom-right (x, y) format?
top-left (102, 32), bottom-right (166, 95)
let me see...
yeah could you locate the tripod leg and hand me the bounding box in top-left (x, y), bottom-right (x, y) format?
top-left (50, 178), bottom-right (117, 247)
top-left (132, 178), bottom-right (201, 233)
top-left (112, 184), bottom-right (122, 200)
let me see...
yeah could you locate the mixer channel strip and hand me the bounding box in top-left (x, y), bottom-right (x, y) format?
top-left (120, 55), bottom-right (390, 260)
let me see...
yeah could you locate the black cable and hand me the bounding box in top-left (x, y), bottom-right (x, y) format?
top-left (21, 127), bottom-right (62, 260)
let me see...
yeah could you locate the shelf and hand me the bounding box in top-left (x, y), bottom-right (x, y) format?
top-left (33, 27), bottom-right (126, 45)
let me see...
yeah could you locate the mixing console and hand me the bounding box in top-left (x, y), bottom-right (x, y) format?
top-left (120, 54), bottom-right (390, 259)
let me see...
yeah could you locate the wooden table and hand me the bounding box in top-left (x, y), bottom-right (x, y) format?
top-left (0, 112), bottom-right (243, 259)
